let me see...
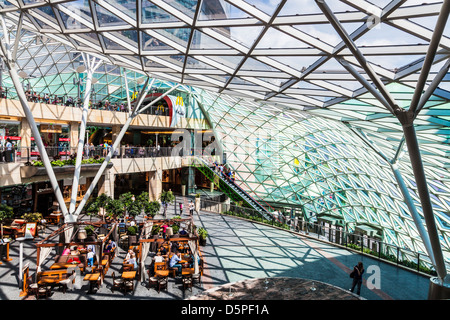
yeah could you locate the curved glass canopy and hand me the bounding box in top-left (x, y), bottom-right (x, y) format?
top-left (1, 1), bottom-right (450, 269)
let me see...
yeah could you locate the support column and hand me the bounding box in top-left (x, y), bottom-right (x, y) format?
top-left (402, 123), bottom-right (449, 286)
top-left (98, 170), bottom-right (114, 198)
top-left (20, 118), bottom-right (31, 149)
top-left (111, 125), bottom-right (120, 144)
top-left (70, 122), bottom-right (79, 150)
top-left (148, 169), bottom-right (162, 202)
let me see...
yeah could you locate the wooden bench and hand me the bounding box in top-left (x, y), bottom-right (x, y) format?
top-left (37, 269), bottom-right (72, 288)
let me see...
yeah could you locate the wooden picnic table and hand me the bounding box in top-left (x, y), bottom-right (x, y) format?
top-left (84, 273), bottom-right (101, 294)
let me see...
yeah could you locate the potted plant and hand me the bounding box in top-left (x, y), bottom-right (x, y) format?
top-left (105, 198), bottom-right (125, 221)
top-left (197, 227), bottom-right (208, 246)
top-left (21, 212), bottom-right (43, 223)
top-left (0, 204), bottom-right (14, 239)
top-left (84, 225), bottom-right (96, 241)
top-left (160, 190), bottom-right (175, 217)
top-left (127, 225), bottom-right (138, 246)
top-left (144, 200), bottom-right (161, 218)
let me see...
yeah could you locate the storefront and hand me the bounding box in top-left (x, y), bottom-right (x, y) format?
top-left (0, 119), bottom-right (21, 162)
top-left (30, 123), bottom-right (70, 158)
top-left (0, 184), bottom-right (33, 215)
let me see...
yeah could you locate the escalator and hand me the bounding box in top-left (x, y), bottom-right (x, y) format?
top-left (192, 157), bottom-right (276, 222)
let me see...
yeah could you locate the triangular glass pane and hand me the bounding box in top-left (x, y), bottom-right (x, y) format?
top-left (141, 0), bottom-right (181, 23)
top-left (58, 9), bottom-right (91, 30)
top-left (168, 0), bottom-right (198, 19)
top-left (141, 31), bottom-right (174, 51)
top-left (104, 0), bottom-right (136, 19)
top-left (214, 26), bottom-right (263, 48)
top-left (199, 1), bottom-right (252, 20)
top-left (95, 2), bottom-right (129, 27)
top-left (191, 30), bottom-right (230, 50)
top-left (101, 34), bottom-right (130, 51)
top-left (154, 28), bottom-right (191, 47)
top-left (243, 0), bottom-right (282, 16)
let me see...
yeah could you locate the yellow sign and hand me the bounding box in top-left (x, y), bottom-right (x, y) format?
top-left (157, 104), bottom-right (165, 112)
top-left (40, 124), bottom-right (62, 133)
top-left (176, 96), bottom-right (184, 106)
top-left (131, 91), bottom-right (138, 100)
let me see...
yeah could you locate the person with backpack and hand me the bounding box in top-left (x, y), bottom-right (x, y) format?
top-left (349, 261), bottom-right (364, 295)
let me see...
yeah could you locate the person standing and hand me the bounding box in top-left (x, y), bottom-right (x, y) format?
top-left (189, 200), bottom-right (194, 216)
top-left (350, 261), bottom-right (364, 295)
top-left (179, 202), bottom-right (183, 215)
top-left (5, 138), bottom-right (13, 162)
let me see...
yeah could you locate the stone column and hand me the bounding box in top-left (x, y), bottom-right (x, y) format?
top-left (111, 125), bottom-right (120, 144)
top-left (98, 170), bottom-right (114, 198)
top-left (148, 169), bottom-right (162, 202)
top-left (20, 118), bottom-right (32, 157)
top-left (70, 121), bottom-right (79, 150)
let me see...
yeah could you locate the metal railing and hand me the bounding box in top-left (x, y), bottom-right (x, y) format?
top-left (0, 146), bottom-right (180, 163)
top-left (200, 197), bottom-right (446, 276)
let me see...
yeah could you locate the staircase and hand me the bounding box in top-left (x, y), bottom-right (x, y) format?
top-left (192, 157), bottom-right (275, 222)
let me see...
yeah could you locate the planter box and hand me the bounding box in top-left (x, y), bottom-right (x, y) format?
top-left (20, 162), bottom-right (114, 178)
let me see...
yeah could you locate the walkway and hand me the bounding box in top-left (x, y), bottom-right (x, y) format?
top-left (0, 196), bottom-right (431, 300)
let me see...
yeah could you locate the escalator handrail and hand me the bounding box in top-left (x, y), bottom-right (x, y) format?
top-left (196, 157), bottom-right (277, 221)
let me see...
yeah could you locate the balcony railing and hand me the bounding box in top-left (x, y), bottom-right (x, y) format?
top-left (0, 146), bottom-right (180, 164)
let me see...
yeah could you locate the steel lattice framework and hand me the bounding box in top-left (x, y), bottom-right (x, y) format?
top-left (1, 0), bottom-right (450, 281)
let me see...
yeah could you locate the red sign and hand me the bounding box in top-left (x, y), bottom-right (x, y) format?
top-left (0, 136), bottom-right (21, 140)
top-left (59, 138), bottom-right (70, 142)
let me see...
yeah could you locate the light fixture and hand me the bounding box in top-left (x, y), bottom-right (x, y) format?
top-left (92, 78), bottom-right (98, 84)
top-left (76, 65), bottom-right (86, 73)
top-left (18, 71), bottom-right (28, 78)
top-left (78, 229), bottom-right (87, 240)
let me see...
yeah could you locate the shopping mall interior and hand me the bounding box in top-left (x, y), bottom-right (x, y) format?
top-left (0, 0), bottom-right (450, 306)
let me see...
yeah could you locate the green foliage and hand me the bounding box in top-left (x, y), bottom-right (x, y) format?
top-left (172, 224), bottom-right (180, 234)
top-left (197, 227), bottom-right (208, 239)
top-left (106, 198), bottom-right (125, 219)
top-left (151, 225), bottom-right (160, 235)
top-left (21, 212), bottom-right (43, 222)
top-left (160, 190), bottom-right (175, 204)
top-left (0, 204), bottom-right (14, 223)
top-left (144, 201), bottom-right (160, 217)
top-left (32, 158), bottom-right (105, 167)
top-left (127, 225), bottom-right (138, 235)
top-left (85, 225), bottom-right (95, 236)
top-left (195, 193), bottom-right (201, 198)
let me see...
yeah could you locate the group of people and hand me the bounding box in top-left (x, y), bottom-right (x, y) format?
top-left (83, 142), bottom-right (164, 159)
top-left (211, 161), bottom-right (236, 183)
top-left (23, 89), bottom-right (131, 112)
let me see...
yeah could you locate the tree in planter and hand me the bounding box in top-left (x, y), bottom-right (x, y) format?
top-left (0, 204), bottom-right (14, 239)
top-left (84, 225), bottom-right (96, 239)
top-left (105, 198), bottom-right (125, 221)
top-left (160, 190), bottom-right (175, 217)
top-left (120, 192), bottom-right (142, 219)
top-left (171, 216), bottom-right (182, 234)
top-left (97, 193), bottom-right (111, 221)
top-left (144, 200), bottom-right (161, 218)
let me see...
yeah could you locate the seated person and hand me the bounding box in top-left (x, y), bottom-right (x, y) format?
top-left (124, 253), bottom-right (138, 270)
top-left (159, 244), bottom-right (167, 255)
top-left (62, 247), bottom-right (71, 256)
top-left (179, 228), bottom-right (188, 236)
top-left (189, 254), bottom-right (201, 268)
top-left (153, 252), bottom-right (164, 263)
top-left (125, 249), bottom-right (133, 260)
top-left (169, 252), bottom-right (182, 275)
top-left (104, 239), bottom-right (116, 252)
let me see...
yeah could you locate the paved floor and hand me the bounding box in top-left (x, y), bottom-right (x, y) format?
top-left (0, 196), bottom-right (431, 300)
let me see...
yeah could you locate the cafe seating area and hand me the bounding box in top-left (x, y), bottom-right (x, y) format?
top-left (15, 210), bottom-right (205, 300)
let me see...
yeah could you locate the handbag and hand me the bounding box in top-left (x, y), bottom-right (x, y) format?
top-left (349, 270), bottom-right (355, 278)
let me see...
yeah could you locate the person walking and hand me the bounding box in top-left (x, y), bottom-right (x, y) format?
top-left (350, 261), bottom-right (364, 295)
top-left (189, 200), bottom-right (194, 216)
top-left (179, 202), bottom-right (183, 215)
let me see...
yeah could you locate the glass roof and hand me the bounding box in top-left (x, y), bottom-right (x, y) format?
top-left (0, 0), bottom-right (450, 266)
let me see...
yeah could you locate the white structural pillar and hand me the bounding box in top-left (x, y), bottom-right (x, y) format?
top-left (74, 81), bottom-right (181, 217)
top-left (69, 54), bottom-right (103, 220)
top-left (0, 13), bottom-right (68, 216)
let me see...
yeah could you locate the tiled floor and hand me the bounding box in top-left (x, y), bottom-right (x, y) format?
top-left (0, 197), bottom-right (431, 300)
